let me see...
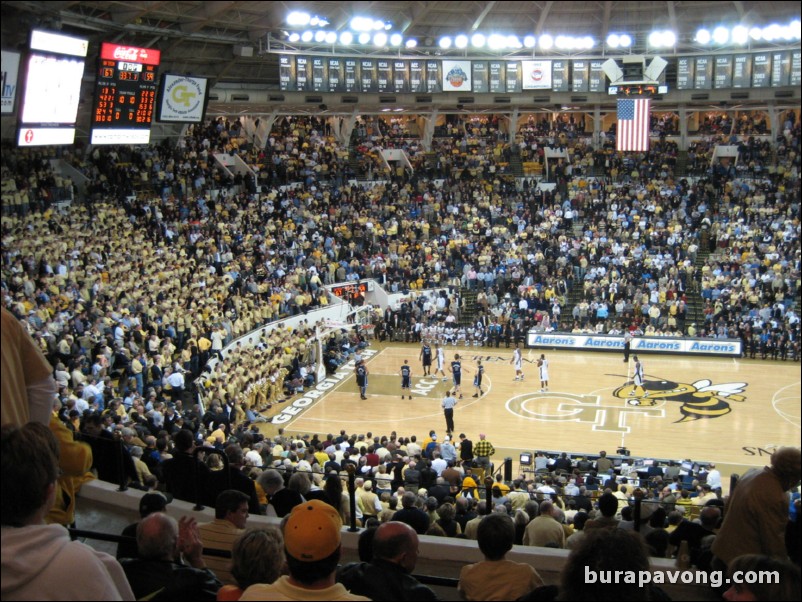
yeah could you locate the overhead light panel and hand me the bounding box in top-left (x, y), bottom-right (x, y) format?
top-left (340, 31), bottom-right (353, 44)
top-left (488, 34), bottom-right (506, 50)
top-left (373, 32), bottom-right (387, 46)
top-left (350, 16), bottom-right (373, 31)
top-left (648, 30), bottom-right (675, 47)
top-left (455, 34), bottom-right (468, 49)
top-left (390, 33), bottom-right (403, 46)
top-left (471, 33), bottom-right (486, 47)
top-left (439, 36), bottom-right (452, 49)
top-left (539, 34), bottom-right (553, 49)
top-left (287, 11), bottom-right (310, 26)
top-left (523, 35), bottom-right (536, 48)
top-left (712, 26), bottom-right (730, 44)
top-left (764, 24), bottom-right (781, 40)
top-left (731, 25), bottom-right (748, 44)
top-left (405, 38), bottom-right (418, 48)
top-left (695, 28), bottom-right (711, 44)
top-left (554, 35), bottom-right (592, 50)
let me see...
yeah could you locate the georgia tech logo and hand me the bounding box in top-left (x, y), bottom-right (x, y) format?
top-left (164, 76), bottom-right (204, 117)
top-left (506, 376), bottom-right (748, 432)
top-left (171, 85), bottom-right (197, 107)
top-left (613, 378), bottom-right (747, 422)
top-left (506, 392), bottom-right (664, 434)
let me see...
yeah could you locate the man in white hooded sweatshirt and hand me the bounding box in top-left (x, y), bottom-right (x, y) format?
top-left (1, 422), bottom-right (134, 601)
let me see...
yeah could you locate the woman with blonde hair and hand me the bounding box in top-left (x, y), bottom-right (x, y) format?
top-left (217, 527), bottom-right (285, 601)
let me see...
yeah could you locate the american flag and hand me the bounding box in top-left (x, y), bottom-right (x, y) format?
top-left (617, 98), bottom-right (651, 152)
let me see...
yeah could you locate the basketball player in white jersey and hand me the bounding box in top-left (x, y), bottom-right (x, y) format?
top-left (631, 355), bottom-right (645, 396)
top-left (538, 354), bottom-right (549, 392)
top-left (511, 344), bottom-right (523, 381)
top-left (435, 342), bottom-right (447, 381)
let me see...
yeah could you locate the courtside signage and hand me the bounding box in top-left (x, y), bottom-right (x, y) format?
top-left (527, 333), bottom-right (741, 356)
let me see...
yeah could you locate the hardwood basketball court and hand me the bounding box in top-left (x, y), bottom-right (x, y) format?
top-left (270, 343), bottom-right (800, 488)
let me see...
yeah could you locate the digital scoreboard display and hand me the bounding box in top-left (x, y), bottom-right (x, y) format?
top-left (91, 42), bottom-right (160, 145)
top-left (17, 30), bottom-right (88, 147)
top-left (330, 282), bottom-right (369, 305)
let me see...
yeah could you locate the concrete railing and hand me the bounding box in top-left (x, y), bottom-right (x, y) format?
top-left (76, 479), bottom-right (716, 601)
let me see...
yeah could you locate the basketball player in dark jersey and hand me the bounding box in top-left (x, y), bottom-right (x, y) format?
top-left (419, 341), bottom-right (433, 376)
top-left (450, 353), bottom-right (469, 399)
top-left (472, 360), bottom-right (485, 397)
top-left (356, 359), bottom-right (369, 399)
top-left (400, 359), bottom-right (412, 400)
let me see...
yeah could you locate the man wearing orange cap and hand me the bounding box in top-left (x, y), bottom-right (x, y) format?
top-left (239, 500), bottom-right (369, 601)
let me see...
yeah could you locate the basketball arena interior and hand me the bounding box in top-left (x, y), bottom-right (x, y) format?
top-left (1, 1), bottom-right (800, 600)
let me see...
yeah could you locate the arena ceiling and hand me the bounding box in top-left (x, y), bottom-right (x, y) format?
top-left (2, 1), bottom-right (800, 88)
top-left (0, 1), bottom-right (799, 125)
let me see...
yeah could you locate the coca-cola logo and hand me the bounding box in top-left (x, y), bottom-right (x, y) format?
top-left (113, 47), bottom-right (144, 61)
top-left (101, 42), bottom-right (159, 66)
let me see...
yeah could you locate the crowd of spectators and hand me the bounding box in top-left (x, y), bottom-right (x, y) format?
top-left (1, 103), bottom-right (801, 601)
top-left (0, 114), bottom-right (798, 388)
top-left (697, 112), bottom-right (734, 136)
top-left (4, 416), bottom-right (801, 601)
top-left (2, 110), bottom-right (799, 465)
top-left (1, 145), bottom-right (76, 215)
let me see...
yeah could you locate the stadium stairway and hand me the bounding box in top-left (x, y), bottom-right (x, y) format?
top-left (684, 247), bottom-right (712, 328)
top-left (507, 148), bottom-right (524, 177)
top-left (674, 150), bottom-right (689, 177)
top-left (559, 219), bottom-right (590, 324)
top-left (423, 151), bottom-right (439, 175)
top-left (459, 288), bottom-right (478, 326)
top-left (347, 144), bottom-right (367, 180)
top-left (561, 276), bottom-right (586, 327)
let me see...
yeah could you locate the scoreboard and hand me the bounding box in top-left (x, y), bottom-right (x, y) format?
top-left (330, 282), bottom-right (371, 305)
top-left (16, 29), bottom-right (88, 147)
top-left (91, 43), bottom-right (161, 145)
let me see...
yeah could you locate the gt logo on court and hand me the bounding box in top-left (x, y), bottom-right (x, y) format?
top-left (506, 392), bottom-right (664, 434)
